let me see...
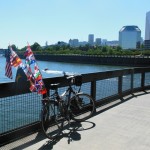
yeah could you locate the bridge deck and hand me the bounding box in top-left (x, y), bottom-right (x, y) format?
top-left (2, 90), bottom-right (150, 150)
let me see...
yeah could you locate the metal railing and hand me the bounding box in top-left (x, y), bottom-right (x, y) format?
top-left (1, 67), bottom-right (150, 146)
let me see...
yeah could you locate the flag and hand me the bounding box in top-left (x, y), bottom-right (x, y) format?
top-left (5, 45), bottom-right (23, 79)
top-left (5, 49), bottom-right (13, 79)
top-left (9, 46), bottom-right (22, 68)
top-left (4, 44), bottom-right (47, 95)
top-left (29, 81), bottom-right (37, 92)
top-left (24, 43), bottom-right (47, 95)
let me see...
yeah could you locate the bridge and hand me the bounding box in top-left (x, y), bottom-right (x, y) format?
top-left (0, 49), bottom-right (6, 55)
top-left (1, 91), bottom-right (150, 149)
top-left (1, 67), bottom-right (150, 149)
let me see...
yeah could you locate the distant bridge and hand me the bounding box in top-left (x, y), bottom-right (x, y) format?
top-left (0, 49), bottom-right (7, 55)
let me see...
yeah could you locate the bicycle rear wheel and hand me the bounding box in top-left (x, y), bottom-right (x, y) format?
top-left (70, 93), bottom-right (95, 122)
top-left (41, 100), bottom-right (63, 139)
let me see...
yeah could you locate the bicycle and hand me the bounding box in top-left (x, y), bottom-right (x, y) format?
top-left (41, 72), bottom-right (95, 139)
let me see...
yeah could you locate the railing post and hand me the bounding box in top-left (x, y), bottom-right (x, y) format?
top-left (91, 80), bottom-right (96, 102)
top-left (118, 76), bottom-right (122, 97)
top-left (141, 71), bottom-right (145, 90)
top-left (131, 69), bottom-right (134, 93)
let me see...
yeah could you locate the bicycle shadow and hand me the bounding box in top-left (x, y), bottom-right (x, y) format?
top-left (39, 120), bottom-right (96, 149)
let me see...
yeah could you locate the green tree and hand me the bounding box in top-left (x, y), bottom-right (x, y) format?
top-left (10, 44), bottom-right (18, 51)
top-left (31, 42), bottom-right (41, 51)
top-left (116, 46), bottom-right (122, 51)
top-left (108, 49), bottom-right (113, 55)
top-left (102, 46), bottom-right (107, 53)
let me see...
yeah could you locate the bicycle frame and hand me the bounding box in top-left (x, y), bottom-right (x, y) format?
top-left (41, 73), bottom-right (83, 120)
top-left (60, 84), bottom-right (82, 106)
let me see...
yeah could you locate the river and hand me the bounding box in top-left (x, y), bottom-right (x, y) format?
top-left (0, 56), bottom-right (135, 134)
top-left (0, 56), bottom-right (130, 83)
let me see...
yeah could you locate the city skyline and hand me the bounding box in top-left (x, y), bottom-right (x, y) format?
top-left (0, 0), bottom-right (150, 49)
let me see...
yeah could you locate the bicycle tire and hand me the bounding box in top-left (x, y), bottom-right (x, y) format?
top-left (41, 100), bottom-right (64, 139)
top-left (70, 93), bottom-right (95, 122)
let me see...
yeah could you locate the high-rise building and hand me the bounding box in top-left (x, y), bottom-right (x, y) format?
top-left (88, 34), bottom-right (94, 46)
top-left (69, 39), bottom-right (79, 47)
top-left (145, 11), bottom-right (150, 49)
top-left (95, 38), bottom-right (101, 46)
top-left (101, 39), bottom-right (107, 46)
top-left (45, 41), bottom-right (48, 46)
top-left (119, 25), bottom-right (141, 49)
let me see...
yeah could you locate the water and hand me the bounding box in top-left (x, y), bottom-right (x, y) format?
top-left (0, 56), bottom-right (131, 134)
top-left (0, 56), bottom-right (129, 83)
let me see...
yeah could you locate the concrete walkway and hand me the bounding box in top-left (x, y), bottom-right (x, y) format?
top-left (2, 90), bottom-right (150, 150)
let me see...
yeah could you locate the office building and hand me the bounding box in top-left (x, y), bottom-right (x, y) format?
top-left (88, 34), bottom-right (94, 46)
top-left (145, 11), bottom-right (150, 49)
top-left (107, 40), bottom-right (119, 46)
top-left (69, 39), bottom-right (79, 47)
top-left (95, 38), bottom-right (101, 46)
top-left (119, 25), bottom-right (141, 49)
top-left (79, 41), bottom-right (88, 46)
top-left (101, 39), bottom-right (107, 46)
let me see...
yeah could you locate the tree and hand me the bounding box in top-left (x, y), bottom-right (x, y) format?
top-left (9, 44), bottom-right (18, 51)
top-left (116, 46), bottom-right (122, 51)
top-left (31, 42), bottom-right (41, 51)
top-left (140, 43), bottom-right (144, 49)
top-left (102, 46), bottom-right (107, 53)
top-left (108, 49), bottom-right (113, 55)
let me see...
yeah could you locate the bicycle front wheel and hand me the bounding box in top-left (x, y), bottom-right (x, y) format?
top-left (70, 93), bottom-right (95, 122)
top-left (41, 100), bottom-right (63, 139)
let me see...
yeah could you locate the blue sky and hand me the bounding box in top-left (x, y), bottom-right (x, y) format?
top-left (0, 0), bottom-right (149, 49)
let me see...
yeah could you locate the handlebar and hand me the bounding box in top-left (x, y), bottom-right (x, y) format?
top-left (63, 71), bottom-right (75, 80)
top-left (50, 72), bottom-right (82, 90)
top-left (63, 71), bottom-right (82, 86)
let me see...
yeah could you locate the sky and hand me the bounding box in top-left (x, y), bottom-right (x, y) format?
top-left (0, 0), bottom-right (150, 49)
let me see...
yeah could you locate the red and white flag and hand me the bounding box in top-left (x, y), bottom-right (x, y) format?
top-left (5, 49), bottom-right (13, 79)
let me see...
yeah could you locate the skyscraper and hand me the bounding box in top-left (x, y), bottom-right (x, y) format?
top-left (145, 11), bottom-right (150, 49)
top-left (95, 38), bottom-right (101, 46)
top-left (88, 34), bottom-right (94, 46)
top-left (119, 25), bottom-right (141, 49)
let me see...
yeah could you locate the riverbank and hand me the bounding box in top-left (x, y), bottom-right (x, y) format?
top-left (19, 54), bottom-right (150, 67)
